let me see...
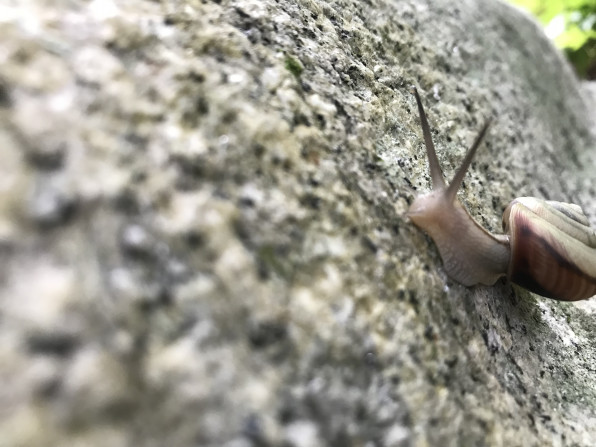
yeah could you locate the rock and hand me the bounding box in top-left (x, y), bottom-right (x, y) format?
top-left (0, 0), bottom-right (595, 445)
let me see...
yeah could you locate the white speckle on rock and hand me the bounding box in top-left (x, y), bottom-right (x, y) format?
top-left (384, 424), bottom-right (411, 447)
top-left (47, 87), bottom-right (75, 113)
top-left (223, 439), bottom-right (252, 447)
top-left (228, 72), bottom-right (246, 84)
top-left (262, 67), bottom-right (283, 91)
top-left (120, 224), bottom-right (153, 254)
top-left (73, 45), bottom-right (124, 84)
top-left (146, 337), bottom-right (197, 385)
top-left (486, 327), bottom-right (502, 353)
top-left (214, 243), bottom-right (254, 286)
top-left (157, 193), bottom-right (203, 234)
top-left (109, 268), bottom-right (140, 298)
top-left (88, 0), bottom-right (120, 20)
top-left (4, 262), bottom-right (76, 331)
top-left (240, 183), bottom-right (265, 206)
top-left (290, 287), bottom-right (323, 323)
top-left (28, 183), bottom-right (71, 226)
top-left (218, 134), bottom-right (230, 147)
top-left (306, 94), bottom-right (337, 117)
top-left (303, 233), bottom-right (348, 259)
top-left (537, 301), bottom-right (581, 346)
top-left (62, 348), bottom-right (131, 418)
top-left (284, 420), bottom-right (321, 447)
top-left (314, 264), bottom-right (343, 296)
top-left (175, 273), bottom-right (217, 304)
top-left (26, 355), bottom-right (61, 395)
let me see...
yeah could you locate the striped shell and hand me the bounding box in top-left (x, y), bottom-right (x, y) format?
top-left (503, 198), bottom-right (596, 301)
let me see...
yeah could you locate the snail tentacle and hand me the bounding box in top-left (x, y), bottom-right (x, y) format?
top-left (411, 87), bottom-right (445, 189)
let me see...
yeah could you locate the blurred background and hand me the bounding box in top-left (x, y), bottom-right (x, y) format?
top-left (507, 0), bottom-right (596, 79)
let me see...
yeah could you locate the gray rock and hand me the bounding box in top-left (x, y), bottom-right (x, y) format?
top-left (0, 0), bottom-right (595, 446)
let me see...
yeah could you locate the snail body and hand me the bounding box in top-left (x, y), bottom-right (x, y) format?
top-left (407, 87), bottom-right (596, 301)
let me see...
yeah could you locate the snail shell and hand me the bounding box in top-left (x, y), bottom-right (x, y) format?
top-left (504, 198), bottom-right (596, 301)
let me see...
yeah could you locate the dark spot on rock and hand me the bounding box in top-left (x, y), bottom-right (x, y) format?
top-left (445, 356), bottom-right (458, 368)
top-left (277, 399), bottom-right (296, 424)
top-left (248, 320), bottom-right (287, 349)
top-left (363, 351), bottom-right (378, 368)
top-left (424, 325), bottom-right (435, 341)
top-left (187, 70), bottom-right (205, 83)
top-left (194, 95), bottom-right (209, 116)
top-left (26, 331), bottom-right (78, 357)
top-left (113, 188), bottom-right (141, 215)
top-left (242, 413), bottom-right (265, 443)
top-left (253, 143), bottom-right (265, 158)
top-left (300, 192), bottom-right (321, 209)
top-left (29, 185), bottom-right (78, 229)
top-left (0, 77), bottom-right (12, 107)
top-left (361, 236), bottom-right (377, 253)
top-left (37, 376), bottom-right (61, 398)
top-left (238, 196), bottom-right (255, 207)
top-left (408, 290), bottom-right (419, 311)
top-left (315, 113), bottom-right (326, 128)
top-left (120, 224), bottom-right (156, 260)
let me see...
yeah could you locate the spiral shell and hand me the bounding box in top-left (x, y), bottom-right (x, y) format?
top-left (503, 198), bottom-right (596, 301)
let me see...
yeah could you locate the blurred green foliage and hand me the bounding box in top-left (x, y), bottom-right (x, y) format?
top-left (509, 0), bottom-right (596, 79)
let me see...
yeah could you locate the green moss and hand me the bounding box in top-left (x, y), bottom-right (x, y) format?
top-left (257, 245), bottom-right (291, 279)
top-left (284, 54), bottom-right (304, 78)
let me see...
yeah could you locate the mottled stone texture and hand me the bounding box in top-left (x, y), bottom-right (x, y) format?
top-left (0, 0), bottom-right (595, 446)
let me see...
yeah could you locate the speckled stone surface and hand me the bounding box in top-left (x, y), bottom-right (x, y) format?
top-left (0, 0), bottom-right (595, 446)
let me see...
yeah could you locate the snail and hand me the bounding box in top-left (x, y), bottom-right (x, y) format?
top-left (407, 87), bottom-right (596, 301)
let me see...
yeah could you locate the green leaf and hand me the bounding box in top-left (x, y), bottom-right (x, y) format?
top-left (507, 0), bottom-right (596, 78)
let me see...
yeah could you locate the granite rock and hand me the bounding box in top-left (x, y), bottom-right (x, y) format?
top-left (0, 0), bottom-right (595, 446)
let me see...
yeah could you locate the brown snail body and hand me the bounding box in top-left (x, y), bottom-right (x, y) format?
top-left (408, 87), bottom-right (596, 301)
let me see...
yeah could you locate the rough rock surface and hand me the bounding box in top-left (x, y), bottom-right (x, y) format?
top-left (0, 0), bottom-right (595, 446)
